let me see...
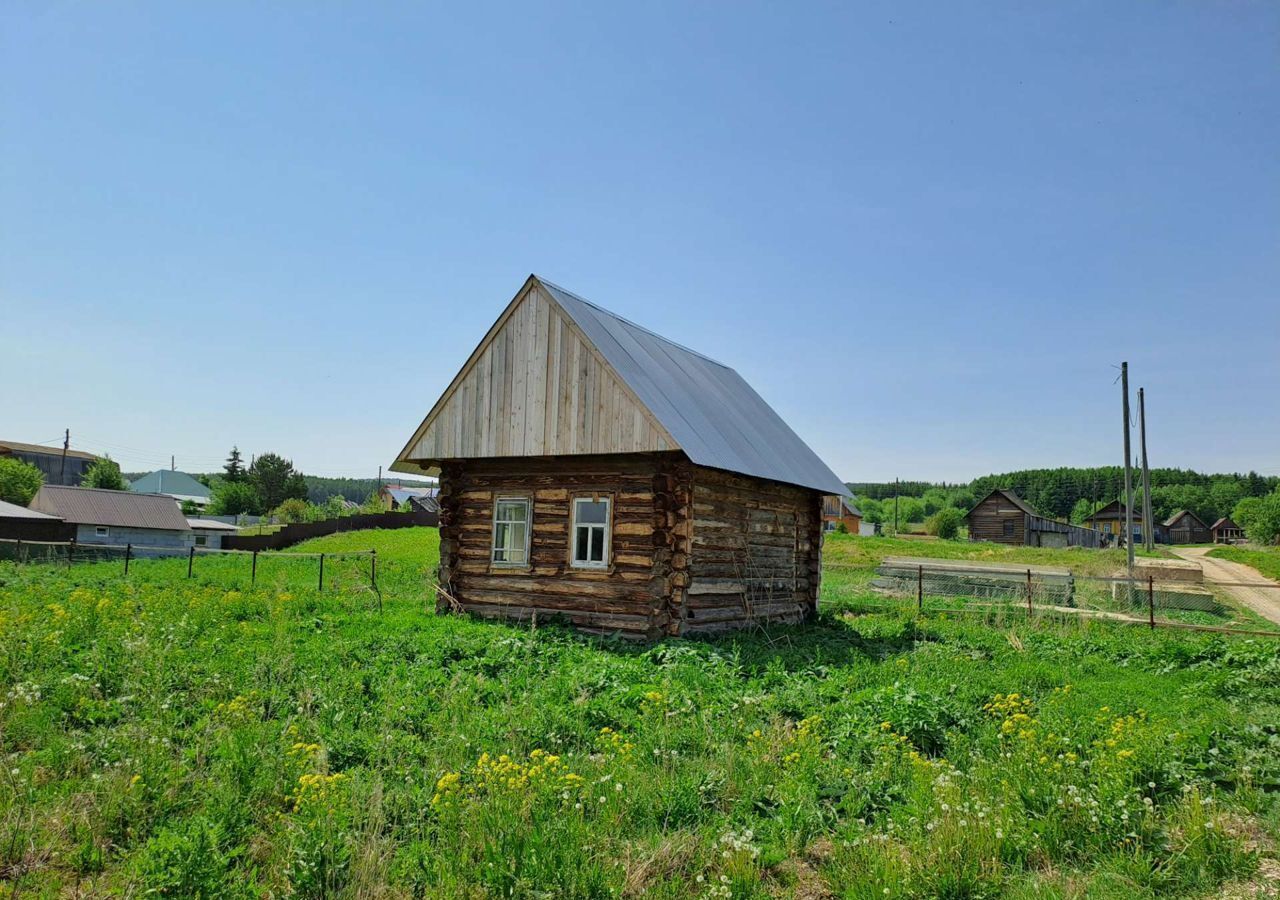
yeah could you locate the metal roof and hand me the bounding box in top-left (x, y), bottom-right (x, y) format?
top-left (1162, 509), bottom-right (1207, 528)
top-left (186, 517), bottom-right (240, 531)
top-left (539, 278), bottom-right (849, 496)
top-left (30, 485), bottom-right (191, 531)
top-left (130, 470), bottom-right (212, 500)
top-left (0, 498), bottom-right (62, 520)
top-left (0, 439), bottom-right (100, 461)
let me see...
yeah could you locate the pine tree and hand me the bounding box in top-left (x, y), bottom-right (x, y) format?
top-left (224, 446), bottom-right (246, 483)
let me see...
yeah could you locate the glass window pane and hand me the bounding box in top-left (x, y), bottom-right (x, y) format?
top-left (590, 527), bottom-right (604, 561)
top-left (576, 499), bottom-right (608, 524)
top-left (575, 527), bottom-right (589, 561)
top-left (497, 500), bottom-right (527, 522)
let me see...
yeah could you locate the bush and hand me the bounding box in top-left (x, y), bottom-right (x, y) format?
top-left (0, 457), bottom-right (44, 505)
top-left (1234, 489), bottom-right (1280, 544)
top-left (924, 507), bottom-right (964, 540)
top-left (208, 481), bottom-right (261, 517)
top-left (273, 498), bottom-right (315, 524)
top-left (836, 521), bottom-right (849, 534)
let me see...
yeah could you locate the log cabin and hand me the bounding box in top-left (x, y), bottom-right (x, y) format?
top-left (1158, 509), bottom-right (1210, 545)
top-left (391, 275), bottom-right (850, 638)
top-left (965, 488), bottom-right (1105, 548)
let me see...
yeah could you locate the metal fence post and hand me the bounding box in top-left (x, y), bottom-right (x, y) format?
top-left (917, 564), bottom-right (923, 613)
top-left (1026, 569), bottom-right (1033, 618)
top-left (69, 535), bottom-right (76, 567)
top-left (124, 543), bottom-right (132, 575)
top-left (319, 553), bottom-right (325, 592)
top-left (252, 549), bottom-right (258, 586)
top-left (1148, 575), bottom-right (1155, 629)
top-left (188, 545), bottom-right (195, 579)
top-left (371, 549), bottom-right (378, 592)
top-left (14, 538), bottom-right (20, 565)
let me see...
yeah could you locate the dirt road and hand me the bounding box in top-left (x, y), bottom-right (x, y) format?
top-left (1172, 546), bottom-right (1280, 626)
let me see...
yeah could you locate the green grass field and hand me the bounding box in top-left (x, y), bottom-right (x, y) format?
top-left (2, 529), bottom-right (1279, 897)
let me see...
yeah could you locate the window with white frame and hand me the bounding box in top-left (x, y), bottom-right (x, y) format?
top-left (491, 497), bottom-right (531, 566)
top-left (195, 534), bottom-right (208, 547)
top-left (571, 496), bottom-right (610, 568)
top-left (95, 526), bottom-right (109, 537)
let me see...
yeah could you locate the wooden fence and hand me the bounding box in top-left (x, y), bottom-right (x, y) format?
top-left (221, 509), bottom-right (437, 552)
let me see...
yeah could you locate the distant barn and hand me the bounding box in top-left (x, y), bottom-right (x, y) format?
top-left (1159, 510), bottom-right (1210, 545)
top-left (391, 275), bottom-right (849, 638)
top-left (966, 488), bottom-right (1104, 548)
top-left (0, 439), bottom-right (100, 487)
top-left (1211, 516), bottom-right (1243, 544)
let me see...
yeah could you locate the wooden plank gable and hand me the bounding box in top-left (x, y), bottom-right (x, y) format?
top-left (399, 281), bottom-right (675, 467)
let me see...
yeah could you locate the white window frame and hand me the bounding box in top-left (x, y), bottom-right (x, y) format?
top-left (194, 534), bottom-right (208, 547)
top-left (94, 525), bottom-right (110, 538)
top-left (570, 495), bottom-right (611, 570)
top-left (491, 496), bottom-right (532, 567)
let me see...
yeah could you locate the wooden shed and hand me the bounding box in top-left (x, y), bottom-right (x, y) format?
top-left (391, 275), bottom-right (849, 638)
top-left (965, 488), bottom-right (1104, 548)
top-left (1211, 516), bottom-right (1243, 544)
top-left (1159, 510), bottom-right (1210, 545)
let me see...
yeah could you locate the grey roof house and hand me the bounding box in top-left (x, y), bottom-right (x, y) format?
top-left (30, 484), bottom-right (194, 550)
top-left (130, 470), bottom-right (212, 508)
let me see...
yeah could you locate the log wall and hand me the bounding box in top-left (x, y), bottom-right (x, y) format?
top-left (435, 453), bottom-right (821, 638)
top-left (436, 453), bottom-right (684, 638)
top-left (683, 466), bottom-right (822, 634)
top-left (966, 493), bottom-right (1027, 545)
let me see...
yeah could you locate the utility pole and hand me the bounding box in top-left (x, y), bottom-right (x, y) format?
top-left (59, 429), bottom-right (69, 484)
top-left (171, 454), bottom-right (175, 471)
top-left (1139, 388), bottom-right (1153, 552)
top-left (377, 465), bottom-right (383, 493)
top-left (893, 477), bottom-right (900, 535)
top-left (1121, 363), bottom-right (1135, 595)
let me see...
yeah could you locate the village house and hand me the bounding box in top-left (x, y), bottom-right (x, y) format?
top-left (391, 275), bottom-right (849, 638)
top-left (0, 439), bottom-right (100, 487)
top-left (1158, 509), bottom-right (1211, 545)
top-left (379, 482), bottom-right (440, 512)
top-left (29, 484), bottom-right (193, 551)
top-left (0, 498), bottom-right (69, 542)
top-left (1083, 499), bottom-right (1147, 544)
top-left (965, 487), bottom-right (1105, 548)
top-left (822, 496), bottom-right (862, 533)
top-left (1211, 516), bottom-right (1244, 544)
top-left (130, 469), bottom-right (213, 510)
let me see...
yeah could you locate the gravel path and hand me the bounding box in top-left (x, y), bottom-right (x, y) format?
top-left (1173, 546), bottom-right (1280, 626)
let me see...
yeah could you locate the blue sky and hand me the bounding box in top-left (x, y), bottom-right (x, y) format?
top-left (2, 2), bottom-right (1277, 483)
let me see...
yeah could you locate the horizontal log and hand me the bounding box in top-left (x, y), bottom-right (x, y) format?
top-left (457, 574), bottom-right (654, 598)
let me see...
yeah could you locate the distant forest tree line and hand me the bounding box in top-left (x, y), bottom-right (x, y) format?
top-left (849, 467), bottom-right (1279, 536)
